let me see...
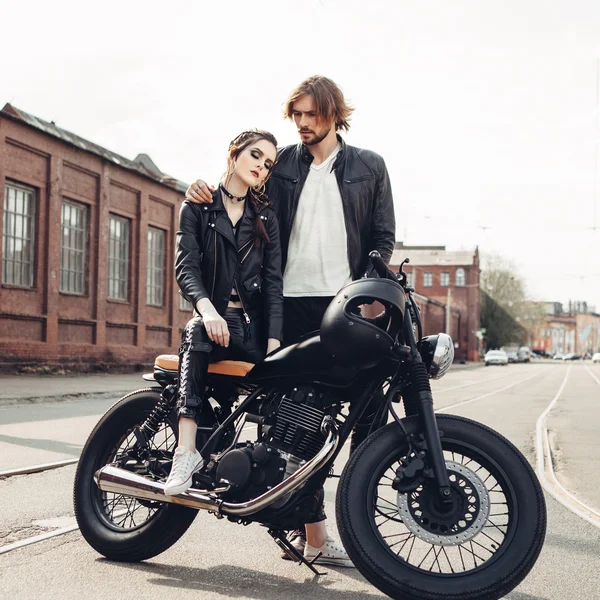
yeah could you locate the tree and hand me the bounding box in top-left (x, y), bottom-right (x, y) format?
top-left (480, 255), bottom-right (545, 350)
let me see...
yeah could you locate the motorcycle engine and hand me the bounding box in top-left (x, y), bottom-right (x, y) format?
top-left (214, 386), bottom-right (330, 503)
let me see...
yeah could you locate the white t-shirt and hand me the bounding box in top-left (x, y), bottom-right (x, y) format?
top-left (283, 144), bottom-right (352, 297)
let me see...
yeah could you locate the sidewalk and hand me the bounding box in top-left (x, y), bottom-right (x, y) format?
top-left (0, 372), bottom-right (148, 406)
top-left (0, 361), bottom-right (484, 406)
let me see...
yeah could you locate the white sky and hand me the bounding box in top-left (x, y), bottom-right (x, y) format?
top-left (3, 0), bottom-right (600, 310)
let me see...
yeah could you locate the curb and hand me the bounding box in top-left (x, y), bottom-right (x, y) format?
top-left (450, 362), bottom-right (484, 371)
top-left (0, 389), bottom-right (143, 407)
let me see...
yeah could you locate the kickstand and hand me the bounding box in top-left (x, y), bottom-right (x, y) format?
top-left (267, 528), bottom-right (327, 576)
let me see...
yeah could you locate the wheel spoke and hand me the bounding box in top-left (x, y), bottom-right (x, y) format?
top-left (442, 547), bottom-right (455, 574)
top-left (371, 440), bottom-right (513, 576)
top-left (432, 546), bottom-right (443, 573)
top-left (96, 419), bottom-right (176, 531)
top-left (404, 535), bottom-right (416, 561)
top-left (417, 545), bottom-right (435, 569)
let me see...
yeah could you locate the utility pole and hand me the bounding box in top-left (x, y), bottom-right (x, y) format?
top-left (445, 285), bottom-right (452, 334)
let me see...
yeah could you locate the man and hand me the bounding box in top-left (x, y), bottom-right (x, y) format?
top-left (186, 75), bottom-right (395, 567)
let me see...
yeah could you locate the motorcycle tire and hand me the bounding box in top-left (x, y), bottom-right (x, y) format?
top-left (73, 388), bottom-right (198, 561)
top-left (337, 414), bottom-right (546, 600)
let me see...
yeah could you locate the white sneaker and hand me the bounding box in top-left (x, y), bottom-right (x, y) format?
top-left (304, 537), bottom-right (355, 568)
top-left (164, 447), bottom-right (204, 496)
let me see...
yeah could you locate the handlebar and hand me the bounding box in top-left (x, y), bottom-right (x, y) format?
top-left (369, 250), bottom-right (394, 280)
top-left (369, 251), bottom-right (423, 347)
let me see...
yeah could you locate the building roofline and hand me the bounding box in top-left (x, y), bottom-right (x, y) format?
top-left (1, 103), bottom-right (188, 194)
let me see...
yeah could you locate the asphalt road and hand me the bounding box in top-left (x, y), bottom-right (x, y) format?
top-left (1, 361), bottom-right (599, 600)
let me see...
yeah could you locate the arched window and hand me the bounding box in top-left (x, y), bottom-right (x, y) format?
top-left (456, 268), bottom-right (466, 287)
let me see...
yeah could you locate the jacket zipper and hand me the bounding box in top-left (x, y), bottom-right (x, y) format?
top-left (233, 276), bottom-right (251, 324)
top-left (344, 174), bottom-right (374, 184)
top-left (211, 227), bottom-right (217, 297)
top-left (239, 239), bottom-right (254, 264)
top-left (272, 172), bottom-right (298, 183)
top-left (335, 169), bottom-right (354, 278)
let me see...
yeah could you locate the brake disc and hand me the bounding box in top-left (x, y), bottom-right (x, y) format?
top-left (396, 460), bottom-right (490, 546)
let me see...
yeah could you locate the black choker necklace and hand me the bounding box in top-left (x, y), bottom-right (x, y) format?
top-left (220, 184), bottom-right (246, 203)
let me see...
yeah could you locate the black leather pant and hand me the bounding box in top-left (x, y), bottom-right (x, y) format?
top-left (177, 308), bottom-right (265, 421)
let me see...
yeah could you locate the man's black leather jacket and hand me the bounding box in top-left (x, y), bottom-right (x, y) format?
top-left (266, 134), bottom-right (395, 279)
top-left (175, 191), bottom-right (284, 341)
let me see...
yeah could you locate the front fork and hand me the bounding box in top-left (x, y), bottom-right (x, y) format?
top-left (417, 384), bottom-right (452, 503)
top-left (401, 304), bottom-right (452, 504)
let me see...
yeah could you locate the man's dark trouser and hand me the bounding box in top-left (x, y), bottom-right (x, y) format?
top-left (283, 297), bottom-right (387, 523)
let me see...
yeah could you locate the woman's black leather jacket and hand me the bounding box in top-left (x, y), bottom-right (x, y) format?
top-left (175, 190), bottom-right (283, 342)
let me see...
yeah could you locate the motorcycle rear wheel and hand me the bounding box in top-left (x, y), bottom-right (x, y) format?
top-left (336, 415), bottom-right (546, 600)
top-left (73, 388), bottom-right (198, 561)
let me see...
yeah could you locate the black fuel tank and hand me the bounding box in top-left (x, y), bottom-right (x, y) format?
top-left (247, 334), bottom-right (359, 387)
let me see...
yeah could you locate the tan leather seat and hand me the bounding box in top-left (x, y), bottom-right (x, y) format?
top-left (154, 354), bottom-right (254, 378)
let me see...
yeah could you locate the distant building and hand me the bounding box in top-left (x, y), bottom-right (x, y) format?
top-left (544, 301), bottom-right (565, 316)
top-left (0, 103), bottom-right (193, 369)
top-left (390, 243), bottom-right (481, 362)
top-left (532, 313), bottom-right (600, 355)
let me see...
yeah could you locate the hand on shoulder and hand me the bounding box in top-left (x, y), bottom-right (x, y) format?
top-left (186, 179), bottom-right (215, 204)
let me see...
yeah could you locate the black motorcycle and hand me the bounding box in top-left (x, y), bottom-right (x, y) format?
top-left (73, 252), bottom-right (546, 600)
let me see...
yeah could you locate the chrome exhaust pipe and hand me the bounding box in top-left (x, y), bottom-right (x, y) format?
top-left (95, 417), bottom-right (338, 516)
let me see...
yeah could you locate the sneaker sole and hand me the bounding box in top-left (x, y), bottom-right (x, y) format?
top-left (307, 556), bottom-right (355, 568)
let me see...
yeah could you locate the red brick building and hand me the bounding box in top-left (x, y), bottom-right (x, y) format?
top-left (0, 103), bottom-right (193, 369)
top-left (532, 305), bottom-right (600, 356)
top-left (391, 243), bottom-right (481, 362)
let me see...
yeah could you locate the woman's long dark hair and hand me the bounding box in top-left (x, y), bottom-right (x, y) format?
top-left (223, 130), bottom-right (277, 247)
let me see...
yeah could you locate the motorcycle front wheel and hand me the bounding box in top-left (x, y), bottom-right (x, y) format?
top-left (73, 388), bottom-right (198, 561)
top-left (337, 414), bottom-right (546, 600)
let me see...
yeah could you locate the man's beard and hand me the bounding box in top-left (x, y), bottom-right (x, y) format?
top-left (300, 128), bottom-right (329, 146)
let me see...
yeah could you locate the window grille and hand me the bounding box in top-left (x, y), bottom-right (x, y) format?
top-left (179, 294), bottom-right (193, 311)
top-left (423, 272), bottom-right (433, 287)
top-left (456, 268), bottom-right (466, 287)
top-left (60, 200), bottom-right (87, 294)
top-left (440, 272), bottom-right (449, 287)
top-left (2, 182), bottom-right (35, 287)
top-left (108, 215), bottom-right (129, 301)
top-left (147, 227), bottom-right (165, 306)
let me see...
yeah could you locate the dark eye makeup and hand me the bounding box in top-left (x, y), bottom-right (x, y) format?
top-left (251, 149), bottom-right (274, 170)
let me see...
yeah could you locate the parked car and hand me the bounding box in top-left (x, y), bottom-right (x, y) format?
top-left (562, 353), bottom-right (581, 361)
top-left (592, 353), bottom-right (600, 364)
top-left (553, 353), bottom-right (565, 360)
top-left (518, 350), bottom-right (531, 363)
top-left (507, 351), bottom-right (519, 363)
top-left (484, 350), bottom-right (509, 366)
top-left (518, 347), bottom-right (531, 362)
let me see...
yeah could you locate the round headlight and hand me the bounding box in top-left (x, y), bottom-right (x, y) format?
top-left (421, 333), bottom-right (454, 379)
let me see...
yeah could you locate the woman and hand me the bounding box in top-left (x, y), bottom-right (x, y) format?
top-left (167, 129), bottom-right (282, 495)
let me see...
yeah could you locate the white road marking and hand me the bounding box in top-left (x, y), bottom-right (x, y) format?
top-left (0, 459), bottom-right (79, 479)
top-left (535, 365), bottom-right (600, 529)
top-left (0, 525), bottom-right (80, 555)
top-left (585, 365), bottom-right (600, 386)
top-left (437, 370), bottom-right (544, 413)
top-left (432, 372), bottom-right (509, 393)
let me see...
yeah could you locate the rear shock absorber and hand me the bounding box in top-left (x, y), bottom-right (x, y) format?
top-left (136, 385), bottom-right (178, 447)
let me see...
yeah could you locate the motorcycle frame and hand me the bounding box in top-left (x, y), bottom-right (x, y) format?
top-left (184, 278), bottom-right (450, 505)
top-left (143, 253), bottom-right (451, 508)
